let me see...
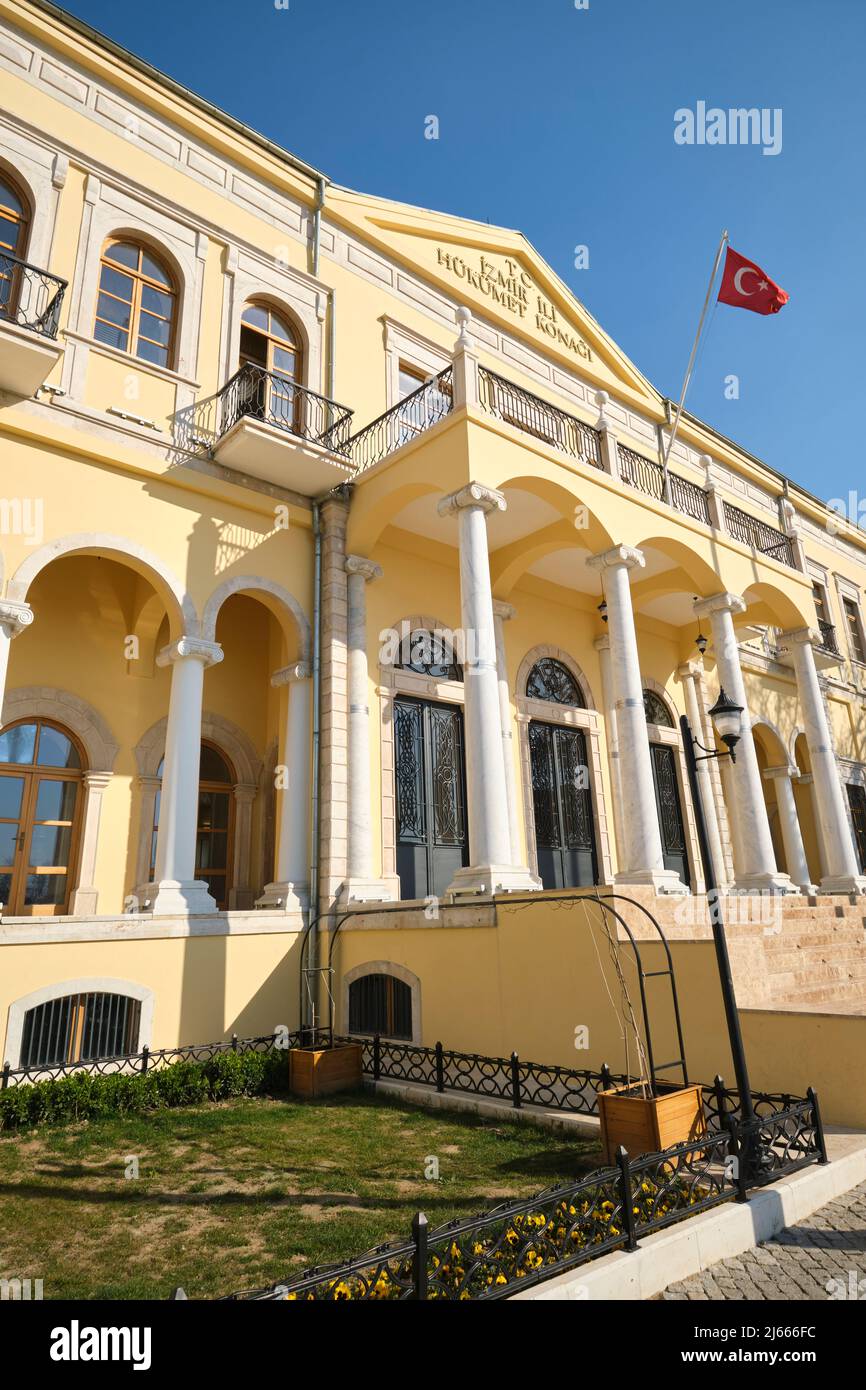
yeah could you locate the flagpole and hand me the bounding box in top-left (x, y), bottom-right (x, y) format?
top-left (661, 228), bottom-right (728, 502)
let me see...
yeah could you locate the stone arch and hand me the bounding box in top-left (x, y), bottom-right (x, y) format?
top-left (491, 473), bottom-right (616, 598)
top-left (741, 580), bottom-right (812, 632)
top-left (4, 977), bottom-right (154, 1069)
top-left (751, 716), bottom-right (793, 770)
top-left (2, 685), bottom-right (119, 771)
top-left (630, 535), bottom-right (722, 598)
top-left (134, 710), bottom-right (260, 784)
top-left (516, 644), bottom-right (595, 711)
top-left (201, 575), bottom-right (310, 661)
top-left (341, 960), bottom-right (422, 1044)
top-left (641, 675), bottom-right (679, 729)
top-left (6, 535), bottom-right (194, 639)
top-left (382, 612), bottom-right (466, 670)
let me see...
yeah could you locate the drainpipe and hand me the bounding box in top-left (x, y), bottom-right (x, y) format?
top-left (311, 175), bottom-right (325, 279)
top-left (305, 498), bottom-right (323, 1031)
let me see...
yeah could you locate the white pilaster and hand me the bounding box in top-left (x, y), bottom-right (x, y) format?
top-left (70, 771), bottom-right (112, 914)
top-left (587, 546), bottom-right (684, 893)
top-left (258, 662), bottom-right (311, 912)
top-left (150, 636), bottom-right (224, 915)
top-left (763, 764), bottom-right (818, 895)
top-left (783, 627), bottom-right (866, 893)
top-left (695, 593), bottom-right (794, 894)
top-left (0, 601), bottom-right (34, 718)
top-left (677, 661), bottom-right (727, 888)
top-left (452, 306), bottom-right (479, 409)
top-left (492, 600), bottom-right (525, 868)
top-left (594, 633), bottom-right (626, 866)
top-left (439, 483), bottom-right (540, 896)
top-left (341, 556), bottom-right (395, 903)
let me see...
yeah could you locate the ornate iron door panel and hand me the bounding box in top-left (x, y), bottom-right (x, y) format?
top-left (529, 721), bottom-right (598, 889)
top-left (847, 783), bottom-right (866, 873)
top-left (395, 697), bottom-right (468, 900)
top-left (649, 743), bottom-right (690, 886)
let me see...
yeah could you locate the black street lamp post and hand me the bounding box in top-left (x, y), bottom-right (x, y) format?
top-left (680, 690), bottom-right (759, 1143)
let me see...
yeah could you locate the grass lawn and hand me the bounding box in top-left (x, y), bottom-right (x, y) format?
top-left (0, 1090), bottom-right (602, 1299)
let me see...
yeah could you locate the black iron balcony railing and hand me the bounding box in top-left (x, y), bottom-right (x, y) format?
top-left (723, 500), bottom-right (796, 569)
top-left (217, 362), bottom-right (354, 456)
top-left (817, 619), bottom-right (840, 654)
top-left (617, 443), bottom-right (711, 526)
top-left (0, 251), bottom-right (67, 340)
top-left (347, 367), bottom-right (453, 473)
top-left (478, 366), bottom-right (602, 467)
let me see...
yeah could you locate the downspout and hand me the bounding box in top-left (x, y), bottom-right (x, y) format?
top-left (306, 499), bottom-right (323, 1031)
top-left (311, 174), bottom-right (325, 279)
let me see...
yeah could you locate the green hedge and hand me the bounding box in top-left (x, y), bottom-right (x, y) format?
top-left (0, 1048), bottom-right (289, 1132)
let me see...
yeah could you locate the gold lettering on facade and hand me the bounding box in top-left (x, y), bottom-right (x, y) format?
top-left (436, 247), bottom-right (593, 362)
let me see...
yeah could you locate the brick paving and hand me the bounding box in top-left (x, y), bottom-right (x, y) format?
top-left (662, 1179), bottom-right (866, 1300)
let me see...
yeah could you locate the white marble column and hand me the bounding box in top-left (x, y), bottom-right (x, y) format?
top-left (229, 783), bottom-right (258, 909)
top-left (587, 546), bottom-right (683, 892)
top-left (341, 556), bottom-right (395, 902)
top-left (150, 636), bottom-right (223, 915)
top-left (492, 600), bottom-right (525, 868)
top-left (763, 765), bottom-right (818, 895)
top-left (438, 483), bottom-right (540, 895)
top-left (798, 773), bottom-right (829, 879)
top-left (0, 601), bottom-right (33, 717)
top-left (695, 593), bottom-right (794, 894)
top-left (783, 627), bottom-right (866, 893)
top-left (594, 633), bottom-right (626, 867)
top-left (259, 662), bottom-right (312, 911)
top-left (677, 661), bottom-right (727, 888)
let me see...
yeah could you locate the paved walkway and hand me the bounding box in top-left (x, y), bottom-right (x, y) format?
top-left (663, 1179), bottom-right (866, 1301)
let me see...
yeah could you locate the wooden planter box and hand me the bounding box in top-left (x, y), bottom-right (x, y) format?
top-left (288, 1042), bottom-right (363, 1098)
top-left (598, 1082), bottom-right (706, 1164)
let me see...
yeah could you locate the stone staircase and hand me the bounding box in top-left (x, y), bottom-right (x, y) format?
top-left (611, 889), bottom-right (866, 1013)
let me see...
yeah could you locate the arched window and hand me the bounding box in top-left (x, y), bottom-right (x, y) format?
top-left (20, 991), bottom-right (141, 1069)
top-left (0, 719), bottom-right (84, 916)
top-left (393, 628), bottom-right (462, 681)
top-left (93, 239), bottom-right (177, 367)
top-left (526, 657), bottom-right (585, 707)
top-left (643, 689), bottom-right (675, 727)
top-left (349, 973), bottom-right (412, 1040)
top-left (151, 741), bottom-right (235, 909)
top-left (236, 301), bottom-right (304, 432)
top-left (0, 169), bottom-right (30, 319)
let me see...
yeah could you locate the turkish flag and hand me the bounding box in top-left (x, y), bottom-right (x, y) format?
top-left (717, 246), bottom-right (789, 315)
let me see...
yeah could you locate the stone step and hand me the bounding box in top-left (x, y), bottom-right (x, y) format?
top-left (763, 930), bottom-right (866, 950)
top-left (785, 982), bottom-right (866, 1007)
top-left (769, 960), bottom-right (866, 986)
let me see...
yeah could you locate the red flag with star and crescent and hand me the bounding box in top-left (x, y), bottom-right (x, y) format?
top-left (717, 246), bottom-right (789, 315)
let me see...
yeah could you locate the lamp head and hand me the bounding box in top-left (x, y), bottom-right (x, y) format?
top-left (597, 600), bottom-right (608, 624)
top-left (695, 631), bottom-right (708, 656)
top-left (708, 687), bottom-right (744, 760)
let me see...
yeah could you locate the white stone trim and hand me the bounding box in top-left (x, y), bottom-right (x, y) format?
top-left (340, 959), bottom-right (422, 1044)
top-left (0, 128), bottom-right (56, 271)
top-left (642, 676), bottom-right (702, 893)
top-left (6, 533), bottom-right (196, 638)
top-left (4, 977), bottom-right (154, 1069)
top-left (1, 685), bottom-right (119, 769)
top-left (378, 613), bottom-right (464, 887)
top-left (514, 644), bottom-right (613, 885)
top-left (200, 575), bottom-right (311, 661)
top-left (220, 253), bottom-right (324, 397)
top-left (382, 315), bottom-right (451, 409)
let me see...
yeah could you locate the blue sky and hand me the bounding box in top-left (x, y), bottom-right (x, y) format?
top-left (60, 0), bottom-right (864, 504)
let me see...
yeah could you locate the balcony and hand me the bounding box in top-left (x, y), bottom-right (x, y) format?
top-left (478, 366), bottom-right (602, 467)
top-left (617, 443), bottom-right (711, 526)
top-left (723, 500), bottom-right (796, 570)
top-left (817, 619), bottom-right (841, 656)
top-left (348, 367), bottom-right (453, 473)
top-left (0, 252), bottom-right (66, 396)
top-left (211, 363), bottom-right (355, 495)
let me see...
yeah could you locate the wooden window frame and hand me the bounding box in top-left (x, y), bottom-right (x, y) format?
top-left (0, 717), bottom-right (86, 917)
top-left (93, 238), bottom-right (178, 369)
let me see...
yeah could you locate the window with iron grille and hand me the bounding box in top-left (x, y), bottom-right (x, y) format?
top-left (348, 974), bottom-right (412, 1040)
top-left (20, 992), bottom-right (142, 1069)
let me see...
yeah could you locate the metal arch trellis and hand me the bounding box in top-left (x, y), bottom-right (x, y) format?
top-left (297, 889), bottom-right (689, 1096)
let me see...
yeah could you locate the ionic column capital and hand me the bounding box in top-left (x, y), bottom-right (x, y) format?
top-left (438, 482), bottom-right (506, 518)
top-left (780, 625), bottom-right (820, 648)
top-left (0, 600), bottom-right (34, 637)
top-left (586, 544), bottom-right (645, 574)
top-left (492, 599), bottom-right (516, 623)
top-left (694, 592), bottom-right (747, 620)
top-left (676, 660), bottom-right (704, 681)
top-left (345, 554), bottom-right (383, 583)
top-left (763, 763), bottom-right (797, 782)
top-left (157, 636), bottom-right (224, 668)
top-left (271, 661), bottom-right (311, 687)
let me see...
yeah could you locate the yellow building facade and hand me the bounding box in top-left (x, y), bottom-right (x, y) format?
top-left (1, 0), bottom-right (865, 1086)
